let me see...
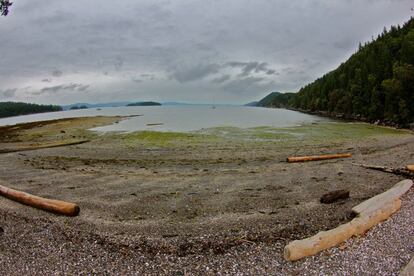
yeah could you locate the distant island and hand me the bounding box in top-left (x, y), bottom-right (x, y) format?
top-left (62, 102), bottom-right (131, 110)
top-left (70, 105), bottom-right (88, 110)
top-left (256, 18), bottom-right (414, 128)
top-left (127, 101), bottom-right (161, 106)
top-left (0, 102), bottom-right (62, 118)
top-left (62, 101), bottom-right (162, 110)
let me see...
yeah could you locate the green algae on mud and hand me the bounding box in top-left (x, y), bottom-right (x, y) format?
top-left (120, 131), bottom-right (220, 147)
top-left (115, 121), bottom-right (410, 148)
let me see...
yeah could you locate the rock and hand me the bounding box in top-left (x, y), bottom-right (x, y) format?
top-left (0, 226), bottom-right (4, 235)
top-left (320, 190), bottom-right (350, 204)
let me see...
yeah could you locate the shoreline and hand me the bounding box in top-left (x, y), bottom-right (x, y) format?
top-left (286, 107), bottom-right (414, 129)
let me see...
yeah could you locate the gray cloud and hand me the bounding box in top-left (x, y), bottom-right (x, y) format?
top-left (226, 62), bottom-right (277, 77)
top-left (170, 63), bottom-right (221, 83)
top-left (0, 0), bottom-right (412, 104)
top-left (41, 79), bottom-right (52, 82)
top-left (222, 77), bottom-right (273, 95)
top-left (33, 83), bottom-right (90, 95)
top-left (114, 57), bottom-right (124, 71)
top-left (131, 78), bottom-right (143, 83)
top-left (212, 74), bottom-right (231, 84)
top-left (140, 73), bottom-right (157, 80)
top-left (0, 88), bottom-right (17, 99)
top-left (52, 70), bottom-right (63, 77)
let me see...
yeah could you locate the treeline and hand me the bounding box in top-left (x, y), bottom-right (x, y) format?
top-left (291, 18), bottom-right (414, 126)
top-left (261, 18), bottom-right (414, 127)
top-left (0, 102), bottom-right (62, 118)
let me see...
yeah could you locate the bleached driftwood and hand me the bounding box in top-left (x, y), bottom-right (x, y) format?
top-left (400, 256), bottom-right (414, 276)
top-left (352, 163), bottom-right (414, 178)
top-left (284, 179), bottom-right (413, 261)
top-left (0, 183), bottom-right (80, 216)
top-left (287, 153), bottom-right (352, 163)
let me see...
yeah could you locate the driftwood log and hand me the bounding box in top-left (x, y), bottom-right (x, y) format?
top-left (407, 165), bottom-right (414, 172)
top-left (0, 139), bottom-right (90, 154)
top-left (400, 256), bottom-right (414, 276)
top-left (320, 190), bottom-right (350, 204)
top-left (284, 179), bottom-right (413, 261)
top-left (0, 183), bottom-right (80, 216)
top-left (287, 153), bottom-right (352, 163)
top-left (352, 163), bottom-right (414, 178)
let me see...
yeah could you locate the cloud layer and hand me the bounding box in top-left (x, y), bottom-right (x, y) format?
top-left (0, 0), bottom-right (412, 104)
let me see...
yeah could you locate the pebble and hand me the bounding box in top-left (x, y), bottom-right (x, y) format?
top-left (1, 190), bottom-right (412, 274)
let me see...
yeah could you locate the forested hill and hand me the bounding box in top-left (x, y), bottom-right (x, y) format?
top-left (256, 92), bottom-right (295, 108)
top-left (0, 102), bottom-right (62, 118)
top-left (262, 18), bottom-right (414, 127)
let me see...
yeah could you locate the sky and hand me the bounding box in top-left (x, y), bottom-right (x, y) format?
top-left (0, 0), bottom-right (413, 105)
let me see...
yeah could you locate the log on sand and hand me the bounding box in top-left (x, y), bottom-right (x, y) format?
top-left (287, 153), bottom-right (352, 163)
top-left (284, 179), bottom-right (413, 261)
top-left (0, 183), bottom-right (80, 216)
top-left (0, 139), bottom-right (90, 154)
top-left (320, 189), bottom-right (350, 204)
top-left (352, 163), bottom-right (414, 178)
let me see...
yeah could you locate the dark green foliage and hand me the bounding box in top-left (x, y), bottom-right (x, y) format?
top-left (289, 18), bottom-right (414, 126)
top-left (127, 101), bottom-right (161, 106)
top-left (0, 102), bottom-right (62, 118)
top-left (0, 0), bottom-right (12, 16)
top-left (257, 92), bottom-right (295, 108)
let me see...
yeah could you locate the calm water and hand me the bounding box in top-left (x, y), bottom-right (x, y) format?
top-left (0, 106), bottom-right (329, 132)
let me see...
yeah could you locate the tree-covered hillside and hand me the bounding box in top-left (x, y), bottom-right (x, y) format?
top-left (0, 102), bottom-right (62, 118)
top-left (256, 92), bottom-right (295, 108)
top-left (289, 18), bottom-right (414, 126)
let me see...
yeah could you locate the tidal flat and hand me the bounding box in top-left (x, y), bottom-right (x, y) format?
top-left (0, 116), bottom-right (413, 274)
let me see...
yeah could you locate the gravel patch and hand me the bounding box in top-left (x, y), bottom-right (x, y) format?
top-left (0, 187), bottom-right (412, 275)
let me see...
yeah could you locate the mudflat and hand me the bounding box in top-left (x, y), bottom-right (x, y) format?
top-left (0, 116), bottom-right (413, 274)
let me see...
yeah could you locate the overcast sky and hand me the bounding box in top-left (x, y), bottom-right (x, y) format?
top-left (0, 0), bottom-right (412, 105)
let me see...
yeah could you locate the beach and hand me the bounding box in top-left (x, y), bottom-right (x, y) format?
top-left (0, 116), bottom-right (413, 274)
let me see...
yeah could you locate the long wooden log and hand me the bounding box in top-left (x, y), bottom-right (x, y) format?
top-left (287, 153), bottom-right (352, 163)
top-left (0, 139), bottom-right (90, 154)
top-left (284, 179), bottom-right (413, 261)
top-left (352, 163), bottom-right (414, 178)
top-left (284, 199), bottom-right (401, 261)
top-left (407, 165), bottom-right (414, 172)
top-left (0, 184), bottom-right (80, 216)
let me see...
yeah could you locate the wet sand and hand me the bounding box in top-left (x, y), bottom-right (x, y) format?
top-left (0, 116), bottom-right (413, 274)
